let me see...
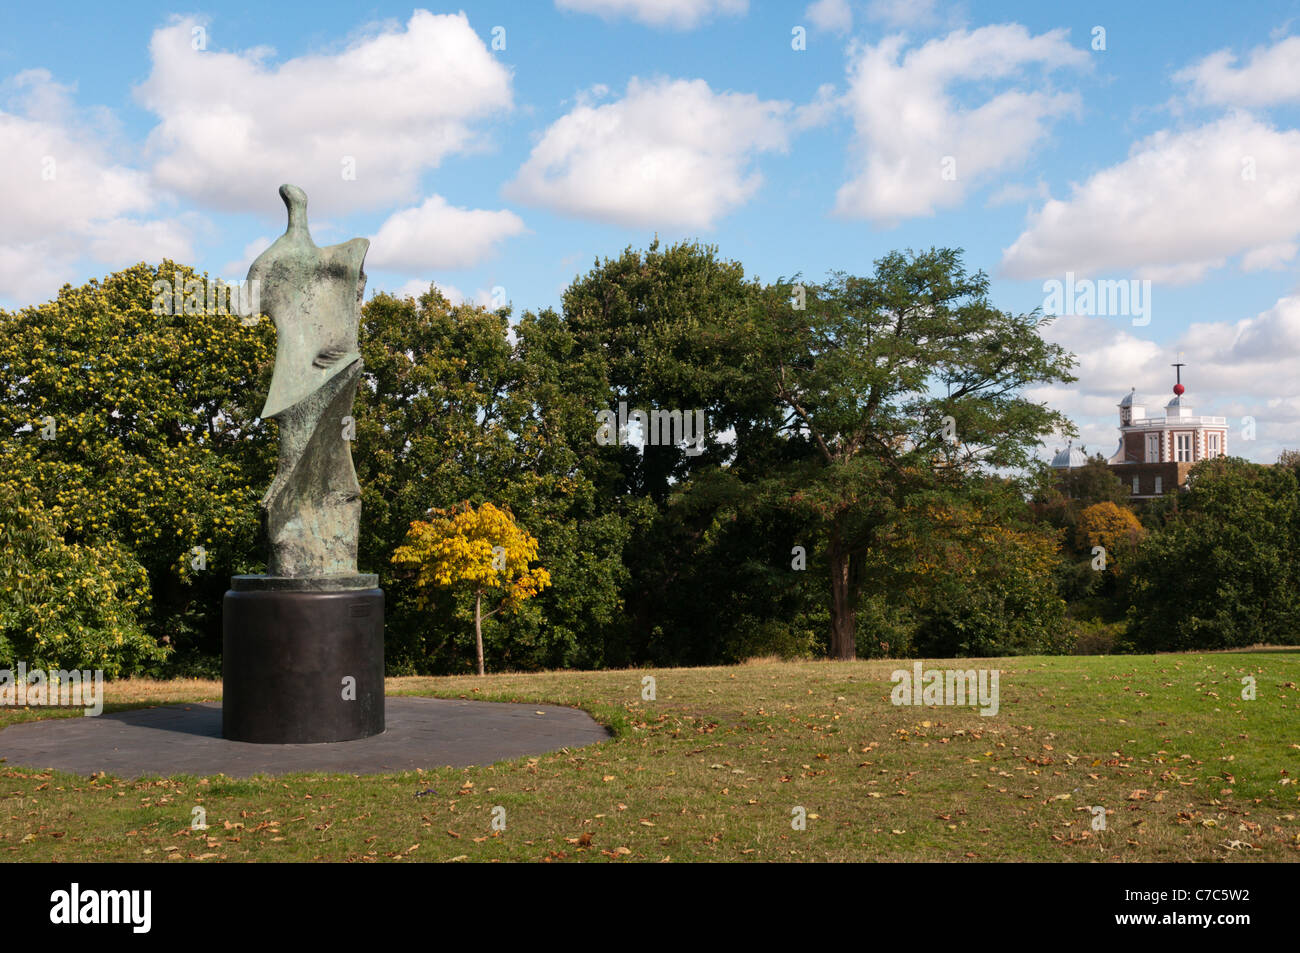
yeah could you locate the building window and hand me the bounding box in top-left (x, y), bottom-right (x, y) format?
top-left (1176, 433), bottom-right (1192, 462)
top-left (1208, 432), bottom-right (1220, 457)
top-left (1132, 475), bottom-right (1140, 494)
top-left (1154, 475), bottom-right (1162, 495)
top-left (1146, 433), bottom-right (1159, 462)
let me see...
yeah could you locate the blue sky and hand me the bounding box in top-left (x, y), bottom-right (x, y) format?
top-left (3, 0), bottom-right (1299, 462)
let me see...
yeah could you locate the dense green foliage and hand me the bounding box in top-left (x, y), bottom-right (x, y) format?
top-left (0, 262), bottom-right (274, 674)
top-left (739, 252), bottom-right (1077, 657)
top-left (1125, 457), bottom-right (1300, 651)
top-left (351, 287), bottom-right (632, 673)
top-left (0, 483), bottom-right (158, 676)
top-left (1, 247), bottom-right (1290, 676)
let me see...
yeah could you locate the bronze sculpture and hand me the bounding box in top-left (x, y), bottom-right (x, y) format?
top-left (222, 184), bottom-right (385, 743)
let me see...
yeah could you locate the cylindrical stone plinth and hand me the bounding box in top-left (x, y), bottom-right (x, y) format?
top-left (222, 577), bottom-right (385, 743)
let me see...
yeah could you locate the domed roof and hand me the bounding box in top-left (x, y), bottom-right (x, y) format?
top-left (1118, 388), bottom-right (1149, 407)
top-left (1050, 443), bottom-right (1088, 468)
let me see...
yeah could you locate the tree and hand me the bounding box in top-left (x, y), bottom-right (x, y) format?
top-left (1032, 453), bottom-right (1128, 545)
top-left (554, 239), bottom-right (768, 501)
top-left (391, 501), bottom-right (551, 675)
top-left (519, 241), bottom-right (781, 666)
top-left (748, 249), bottom-right (1076, 659)
top-left (611, 465), bottom-right (827, 664)
top-left (352, 287), bottom-right (520, 671)
top-left (859, 479), bottom-right (1069, 657)
top-left (355, 286), bottom-right (632, 673)
top-left (1075, 501), bottom-right (1145, 573)
top-left (0, 261), bottom-right (276, 674)
top-left (1125, 457), bottom-right (1300, 651)
top-left (908, 518), bottom-right (1070, 658)
top-left (0, 483), bottom-right (163, 676)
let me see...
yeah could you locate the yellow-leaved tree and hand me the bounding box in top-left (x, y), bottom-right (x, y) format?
top-left (1075, 501), bottom-right (1146, 572)
top-left (391, 502), bottom-right (550, 675)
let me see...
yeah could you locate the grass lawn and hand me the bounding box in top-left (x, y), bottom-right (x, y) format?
top-left (2, 652), bottom-right (1297, 862)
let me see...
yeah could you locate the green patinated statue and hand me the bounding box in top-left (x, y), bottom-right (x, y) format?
top-left (247, 184), bottom-right (369, 579)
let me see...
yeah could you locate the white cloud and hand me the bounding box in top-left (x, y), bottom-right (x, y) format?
top-left (1176, 35), bottom-right (1300, 108)
top-left (505, 77), bottom-right (792, 228)
top-left (833, 26), bottom-right (1086, 223)
top-left (555, 0), bottom-right (747, 29)
top-left (1028, 297), bottom-right (1300, 463)
top-left (866, 0), bottom-right (941, 28)
top-left (221, 236), bottom-right (274, 279)
top-left (0, 69), bottom-right (191, 306)
top-left (392, 277), bottom-right (496, 308)
top-left (1179, 294), bottom-right (1300, 373)
top-left (985, 179), bottom-right (1049, 208)
top-left (135, 11), bottom-right (512, 214)
top-left (1000, 114), bottom-right (1300, 283)
top-left (367, 195), bottom-right (526, 271)
top-left (1047, 297), bottom-right (1300, 404)
top-left (1035, 314), bottom-right (1165, 400)
top-left (806, 0), bottom-right (852, 33)
top-left (1240, 241), bottom-right (1298, 272)
top-left (792, 82), bottom-right (841, 131)
top-left (395, 278), bottom-right (447, 301)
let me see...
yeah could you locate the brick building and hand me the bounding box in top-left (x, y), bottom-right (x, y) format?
top-left (1052, 365), bottom-right (1227, 500)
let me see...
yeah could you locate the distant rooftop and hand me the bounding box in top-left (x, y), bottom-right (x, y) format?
top-left (1050, 443), bottom-right (1088, 468)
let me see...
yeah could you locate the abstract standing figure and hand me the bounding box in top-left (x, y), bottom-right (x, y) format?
top-left (222, 184), bottom-right (384, 744)
top-left (247, 184), bottom-right (369, 578)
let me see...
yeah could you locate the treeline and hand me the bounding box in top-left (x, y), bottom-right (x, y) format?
top-left (1035, 453), bottom-right (1300, 653)
top-left (1, 244), bottom-right (1295, 676)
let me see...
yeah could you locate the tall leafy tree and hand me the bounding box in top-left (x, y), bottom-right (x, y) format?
top-left (0, 261), bottom-right (275, 673)
top-left (747, 249), bottom-right (1076, 659)
top-left (0, 483), bottom-right (160, 675)
top-left (522, 241), bottom-right (778, 664)
top-left (901, 485), bottom-right (1070, 657)
top-left (1058, 455), bottom-right (1129, 506)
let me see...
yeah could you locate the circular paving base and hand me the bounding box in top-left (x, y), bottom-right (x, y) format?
top-left (0, 697), bottom-right (610, 779)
